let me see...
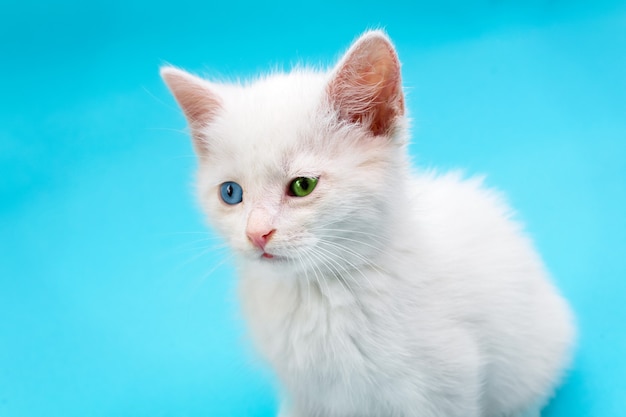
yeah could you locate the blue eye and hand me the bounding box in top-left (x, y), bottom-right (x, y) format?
top-left (219, 181), bottom-right (243, 205)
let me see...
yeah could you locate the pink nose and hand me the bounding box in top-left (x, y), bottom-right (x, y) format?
top-left (247, 229), bottom-right (276, 250)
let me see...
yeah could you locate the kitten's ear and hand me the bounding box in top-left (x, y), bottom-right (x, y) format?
top-left (160, 66), bottom-right (221, 155)
top-left (328, 31), bottom-right (404, 136)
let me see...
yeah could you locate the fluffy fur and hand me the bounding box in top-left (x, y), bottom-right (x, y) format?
top-left (161, 31), bottom-right (575, 417)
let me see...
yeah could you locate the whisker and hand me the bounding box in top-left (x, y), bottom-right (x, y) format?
top-left (321, 235), bottom-right (386, 255)
top-left (300, 248), bottom-right (330, 299)
top-left (311, 245), bottom-right (364, 290)
top-left (170, 237), bottom-right (227, 252)
top-left (173, 243), bottom-right (229, 272)
top-left (296, 250), bottom-right (312, 306)
top-left (144, 126), bottom-right (191, 136)
top-left (314, 227), bottom-right (392, 242)
top-left (187, 252), bottom-right (234, 294)
top-left (308, 246), bottom-right (357, 298)
top-left (315, 237), bottom-right (386, 271)
top-left (160, 231), bottom-right (224, 237)
top-left (316, 233), bottom-right (403, 265)
top-left (284, 242), bottom-right (313, 306)
top-left (314, 241), bottom-right (384, 298)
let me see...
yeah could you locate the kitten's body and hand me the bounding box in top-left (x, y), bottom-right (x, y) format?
top-left (162, 31), bottom-right (575, 417)
top-left (240, 173), bottom-right (571, 417)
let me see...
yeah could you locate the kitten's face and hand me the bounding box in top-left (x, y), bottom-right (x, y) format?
top-left (162, 31), bottom-right (407, 275)
top-left (197, 79), bottom-right (401, 272)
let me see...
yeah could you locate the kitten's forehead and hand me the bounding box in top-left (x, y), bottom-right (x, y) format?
top-left (211, 71), bottom-right (329, 163)
top-left (202, 71), bottom-right (328, 184)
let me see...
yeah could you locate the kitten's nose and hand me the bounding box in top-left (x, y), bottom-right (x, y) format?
top-left (247, 229), bottom-right (275, 250)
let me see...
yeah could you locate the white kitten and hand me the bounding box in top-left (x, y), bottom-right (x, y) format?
top-left (161, 31), bottom-right (575, 417)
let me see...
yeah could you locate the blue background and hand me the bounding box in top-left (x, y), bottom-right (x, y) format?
top-left (1, 1), bottom-right (625, 416)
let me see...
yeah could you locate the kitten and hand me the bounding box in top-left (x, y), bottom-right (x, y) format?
top-left (161, 31), bottom-right (575, 417)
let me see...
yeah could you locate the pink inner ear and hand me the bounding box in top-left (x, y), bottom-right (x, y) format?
top-left (328, 33), bottom-right (404, 136)
top-left (160, 67), bottom-right (221, 128)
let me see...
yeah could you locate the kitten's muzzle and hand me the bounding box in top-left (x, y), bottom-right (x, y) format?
top-left (246, 207), bottom-right (277, 252)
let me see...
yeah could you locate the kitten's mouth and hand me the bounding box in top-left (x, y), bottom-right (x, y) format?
top-left (256, 250), bottom-right (289, 263)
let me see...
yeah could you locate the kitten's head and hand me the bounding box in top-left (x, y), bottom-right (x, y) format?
top-left (161, 31), bottom-right (409, 275)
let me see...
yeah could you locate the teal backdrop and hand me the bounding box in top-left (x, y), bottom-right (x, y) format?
top-left (1, 1), bottom-right (625, 416)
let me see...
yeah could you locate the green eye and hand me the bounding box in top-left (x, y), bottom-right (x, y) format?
top-left (288, 176), bottom-right (318, 197)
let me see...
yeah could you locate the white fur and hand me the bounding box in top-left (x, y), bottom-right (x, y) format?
top-left (162, 31), bottom-right (575, 417)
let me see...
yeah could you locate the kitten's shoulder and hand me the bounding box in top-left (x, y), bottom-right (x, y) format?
top-left (409, 170), bottom-right (518, 230)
